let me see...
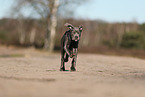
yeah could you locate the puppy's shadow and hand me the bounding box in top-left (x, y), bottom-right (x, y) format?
top-left (46, 69), bottom-right (70, 72)
top-left (46, 70), bottom-right (56, 72)
top-left (63, 70), bottom-right (69, 71)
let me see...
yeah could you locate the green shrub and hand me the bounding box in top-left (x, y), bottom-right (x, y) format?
top-left (121, 31), bottom-right (145, 49)
top-left (0, 30), bottom-right (8, 40)
top-left (139, 23), bottom-right (145, 34)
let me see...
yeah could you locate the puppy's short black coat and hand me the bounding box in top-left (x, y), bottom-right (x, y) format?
top-left (60, 23), bottom-right (83, 71)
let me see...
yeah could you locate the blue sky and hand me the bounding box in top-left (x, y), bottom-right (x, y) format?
top-left (0, 0), bottom-right (14, 18)
top-left (0, 0), bottom-right (145, 23)
top-left (75, 0), bottom-right (145, 23)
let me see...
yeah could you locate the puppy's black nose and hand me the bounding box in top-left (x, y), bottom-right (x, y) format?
top-left (75, 36), bottom-right (78, 39)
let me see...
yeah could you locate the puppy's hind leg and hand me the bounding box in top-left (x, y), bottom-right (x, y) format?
top-left (60, 57), bottom-right (65, 71)
top-left (60, 50), bottom-right (66, 71)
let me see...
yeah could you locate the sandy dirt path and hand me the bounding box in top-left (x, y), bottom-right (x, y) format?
top-left (0, 48), bottom-right (145, 97)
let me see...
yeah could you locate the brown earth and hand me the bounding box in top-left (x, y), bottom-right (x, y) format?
top-left (0, 45), bottom-right (145, 97)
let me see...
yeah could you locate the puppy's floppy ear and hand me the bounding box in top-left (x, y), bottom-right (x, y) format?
top-left (65, 23), bottom-right (74, 30)
top-left (79, 26), bottom-right (83, 32)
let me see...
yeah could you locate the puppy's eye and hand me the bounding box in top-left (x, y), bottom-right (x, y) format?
top-left (76, 31), bottom-right (79, 34)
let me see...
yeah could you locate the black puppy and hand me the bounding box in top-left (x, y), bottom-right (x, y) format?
top-left (60, 23), bottom-right (83, 71)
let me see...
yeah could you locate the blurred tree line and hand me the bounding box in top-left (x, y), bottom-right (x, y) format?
top-left (0, 18), bottom-right (145, 50)
top-left (0, 0), bottom-right (145, 51)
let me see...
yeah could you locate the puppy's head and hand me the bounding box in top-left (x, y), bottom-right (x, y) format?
top-left (65, 23), bottom-right (83, 41)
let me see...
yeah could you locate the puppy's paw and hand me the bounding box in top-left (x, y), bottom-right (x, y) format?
top-left (60, 67), bottom-right (65, 71)
top-left (70, 67), bottom-right (76, 71)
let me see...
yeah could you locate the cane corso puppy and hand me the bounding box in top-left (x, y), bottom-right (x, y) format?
top-left (60, 23), bottom-right (83, 71)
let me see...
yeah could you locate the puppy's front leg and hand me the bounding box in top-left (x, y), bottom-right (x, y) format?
top-left (72, 48), bottom-right (77, 56)
top-left (71, 48), bottom-right (78, 71)
top-left (71, 55), bottom-right (77, 71)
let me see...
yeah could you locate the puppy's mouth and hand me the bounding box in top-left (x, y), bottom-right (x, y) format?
top-left (71, 37), bottom-right (79, 41)
top-left (75, 37), bottom-right (79, 41)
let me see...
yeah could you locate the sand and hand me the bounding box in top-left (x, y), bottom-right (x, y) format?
top-left (0, 47), bottom-right (145, 97)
